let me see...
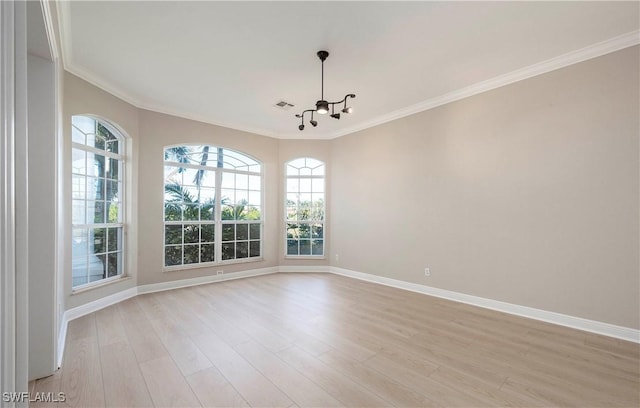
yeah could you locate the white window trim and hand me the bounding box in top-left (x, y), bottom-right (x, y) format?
top-left (284, 158), bottom-right (326, 259)
top-left (71, 116), bottom-right (127, 290)
top-left (163, 145), bottom-right (264, 270)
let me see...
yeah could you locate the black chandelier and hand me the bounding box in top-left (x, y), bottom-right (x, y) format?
top-left (296, 50), bottom-right (356, 131)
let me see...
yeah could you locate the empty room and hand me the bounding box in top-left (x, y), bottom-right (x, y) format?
top-left (1, 1), bottom-right (639, 407)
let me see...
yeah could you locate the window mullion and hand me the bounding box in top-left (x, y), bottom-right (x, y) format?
top-left (164, 145), bottom-right (262, 268)
top-left (215, 167), bottom-right (223, 264)
top-left (71, 142), bottom-right (122, 160)
top-left (285, 159), bottom-right (325, 257)
top-left (119, 158), bottom-right (125, 224)
top-left (164, 160), bottom-right (260, 177)
top-left (72, 222), bottom-right (124, 228)
top-left (72, 116), bottom-right (125, 289)
top-left (164, 160), bottom-right (217, 172)
top-left (181, 220), bottom-right (185, 265)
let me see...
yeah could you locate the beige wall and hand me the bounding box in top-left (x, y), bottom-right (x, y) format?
top-left (63, 72), bottom-right (139, 308)
top-left (63, 74), bottom-right (331, 304)
top-left (330, 46), bottom-right (639, 329)
top-left (63, 46), bottom-right (639, 330)
top-left (136, 110), bottom-right (281, 285)
top-left (278, 139), bottom-right (332, 266)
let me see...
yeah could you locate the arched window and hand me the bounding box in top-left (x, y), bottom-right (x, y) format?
top-left (285, 158), bottom-right (325, 257)
top-left (164, 145), bottom-right (262, 268)
top-left (71, 116), bottom-right (125, 288)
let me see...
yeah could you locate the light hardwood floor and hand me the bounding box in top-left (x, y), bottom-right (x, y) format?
top-left (31, 273), bottom-right (639, 407)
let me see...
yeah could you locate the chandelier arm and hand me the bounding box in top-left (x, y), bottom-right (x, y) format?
top-left (327, 94), bottom-right (356, 105)
top-left (295, 108), bottom-right (317, 120)
top-left (294, 51), bottom-right (355, 129)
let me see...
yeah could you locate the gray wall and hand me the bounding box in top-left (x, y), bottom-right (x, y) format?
top-left (330, 46), bottom-right (639, 329)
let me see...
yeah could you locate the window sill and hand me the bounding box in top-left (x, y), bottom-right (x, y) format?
top-left (284, 255), bottom-right (326, 260)
top-left (163, 257), bottom-right (264, 273)
top-left (71, 275), bottom-right (131, 295)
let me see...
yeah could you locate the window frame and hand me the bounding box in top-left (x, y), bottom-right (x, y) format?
top-left (71, 115), bottom-right (126, 290)
top-left (284, 157), bottom-right (326, 259)
top-left (163, 144), bottom-right (263, 271)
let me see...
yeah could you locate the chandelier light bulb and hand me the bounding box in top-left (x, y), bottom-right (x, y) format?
top-left (316, 100), bottom-right (329, 114)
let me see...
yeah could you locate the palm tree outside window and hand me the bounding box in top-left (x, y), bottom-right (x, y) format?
top-left (163, 145), bottom-right (262, 268)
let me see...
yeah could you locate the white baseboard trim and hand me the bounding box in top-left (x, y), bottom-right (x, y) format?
top-left (64, 286), bottom-right (138, 322)
top-left (56, 286), bottom-right (137, 367)
top-left (56, 266), bottom-right (280, 366)
top-left (137, 266), bottom-right (279, 295)
top-left (56, 314), bottom-right (67, 368)
top-left (278, 265), bottom-right (331, 273)
top-left (61, 266), bottom-right (279, 330)
top-left (330, 266), bottom-right (640, 344)
top-left (57, 263), bottom-right (639, 367)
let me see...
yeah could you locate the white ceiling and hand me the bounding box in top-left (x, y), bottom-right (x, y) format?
top-left (58, 1), bottom-right (639, 139)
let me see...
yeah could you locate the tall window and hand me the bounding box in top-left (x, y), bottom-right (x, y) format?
top-left (71, 116), bottom-right (124, 288)
top-left (285, 158), bottom-right (325, 256)
top-left (164, 145), bottom-right (262, 268)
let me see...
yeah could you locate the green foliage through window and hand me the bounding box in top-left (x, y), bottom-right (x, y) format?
top-left (285, 158), bottom-right (325, 256)
top-left (164, 145), bottom-right (262, 267)
top-left (71, 116), bottom-right (124, 288)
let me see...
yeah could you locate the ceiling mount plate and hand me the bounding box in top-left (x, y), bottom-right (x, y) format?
top-left (317, 50), bottom-right (329, 61)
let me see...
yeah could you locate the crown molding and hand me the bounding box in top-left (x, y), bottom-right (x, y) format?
top-left (63, 62), bottom-right (280, 138)
top-left (56, 1), bottom-right (278, 138)
top-left (56, 0), bottom-right (72, 71)
top-left (57, 0), bottom-right (147, 108)
top-left (57, 13), bottom-right (638, 141)
top-left (135, 100), bottom-right (279, 139)
top-left (330, 29), bottom-right (640, 139)
top-left (41, 0), bottom-right (59, 61)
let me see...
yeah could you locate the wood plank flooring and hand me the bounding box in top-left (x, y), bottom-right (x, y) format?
top-left (32, 273), bottom-right (639, 407)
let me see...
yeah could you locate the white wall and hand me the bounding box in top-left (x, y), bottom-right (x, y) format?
top-left (2, 0), bottom-right (61, 391)
top-left (27, 52), bottom-right (57, 380)
top-left (1, 0), bottom-right (31, 401)
top-left (14, 1), bottom-right (30, 400)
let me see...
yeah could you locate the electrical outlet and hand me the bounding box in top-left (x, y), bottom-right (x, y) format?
top-left (335, 254), bottom-right (339, 262)
top-left (216, 270), bottom-right (224, 275)
top-left (424, 267), bottom-right (431, 277)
